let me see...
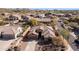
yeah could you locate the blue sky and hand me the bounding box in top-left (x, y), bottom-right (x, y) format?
top-left (30, 8), bottom-right (79, 10)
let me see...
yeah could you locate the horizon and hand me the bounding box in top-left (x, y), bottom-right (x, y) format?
top-left (30, 8), bottom-right (79, 10)
top-left (10, 8), bottom-right (79, 10)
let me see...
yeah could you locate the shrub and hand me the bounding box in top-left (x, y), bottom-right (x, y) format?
top-left (29, 18), bottom-right (39, 26)
top-left (63, 20), bottom-right (69, 24)
top-left (0, 20), bottom-right (6, 26)
top-left (60, 29), bottom-right (69, 40)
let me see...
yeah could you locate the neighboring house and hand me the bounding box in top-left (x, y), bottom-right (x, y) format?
top-left (8, 15), bottom-right (18, 20)
top-left (55, 14), bottom-right (65, 17)
top-left (38, 14), bottom-right (45, 18)
top-left (45, 13), bottom-right (53, 18)
top-left (36, 18), bottom-right (52, 24)
top-left (5, 14), bottom-right (22, 24)
top-left (34, 14), bottom-right (45, 18)
top-left (5, 14), bottom-right (21, 21)
top-left (29, 14), bottom-right (36, 18)
top-left (1, 13), bottom-right (10, 16)
top-left (21, 15), bottom-right (29, 22)
top-left (65, 13), bottom-right (72, 17)
top-left (0, 26), bottom-right (15, 39)
top-left (60, 17), bottom-right (69, 20)
top-left (0, 26), bottom-right (23, 40)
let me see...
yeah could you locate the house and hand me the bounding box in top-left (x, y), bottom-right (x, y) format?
top-left (5, 14), bottom-right (21, 21)
top-left (8, 15), bottom-right (18, 20)
top-left (65, 13), bottom-right (72, 17)
top-left (0, 25), bottom-right (23, 40)
top-left (45, 13), bottom-right (53, 18)
top-left (0, 26), bottom-right (15, 39)
top-left (38, 14), bottom-right (45, 18)
top-left (34, 14), bottom-right (45, 18)
top-left (27, 25), bottom-right (56, 40)
top-left (5, 14), bottom-right (22, 24)
top-left (42, 26), bottom-right (56, 38)
top-left (1, 13), bottom-right (10, 16)
top-left (29, 14), bottom-right (36, 18)
top-left (60, 17), bottom-right (69, 20)
top-left (36, 18), bottom-right (52, 24)
top-left (21, 15), bottom-right (29, 22)
top-left (55, 14), bottom-right (65, 17)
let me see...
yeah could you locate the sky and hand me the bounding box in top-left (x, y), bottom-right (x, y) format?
top-left (0, 0), bottom-right (79, 10)
top-left (31, 8), bottom-right (79, 10)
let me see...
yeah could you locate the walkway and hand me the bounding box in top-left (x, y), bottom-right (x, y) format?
top-left (24, 40), bottom-right (37, 51)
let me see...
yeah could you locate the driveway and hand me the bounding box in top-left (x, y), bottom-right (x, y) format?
top-left (69, 32), bottom-right (79, 51)
top-left (0, 39), bottom-right (15, 51)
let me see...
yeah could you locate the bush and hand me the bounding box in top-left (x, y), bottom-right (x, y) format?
top-left (52, 37), bottom-right (63, 46)
top-left (52, 36), bottom-right (67, 49)
top-left (51, 17), bottom-right (58, 29)
top-left (60, 29), bottom-right (69, 40)
top-left (69, 16), bottom-right (79, 24)
top-left (29, 18), bottom-right (39, 26)
top-left (23, 25), bottom-right (29, 32)
top-left (63, 20), bottom-right (69, 24)
top-left (0, 20), bottom-right (6, 26)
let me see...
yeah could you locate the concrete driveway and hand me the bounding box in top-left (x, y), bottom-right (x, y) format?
top-left (0, 39), bottom-right (15, 51)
